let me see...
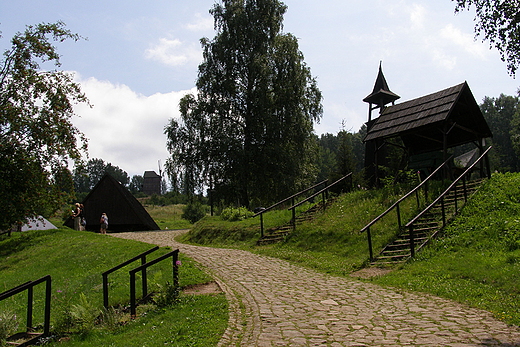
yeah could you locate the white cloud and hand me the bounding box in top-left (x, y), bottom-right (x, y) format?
top-left (72, 74), bottom-right (195, 176)
top-left (185, 13), bottom-right (214, 32)
top-left (145, 38), bottom-right (202, 67)
top-left (409, 3), bottom-right (426, 30)
top-left (440, 23), bottom-right (489, 59)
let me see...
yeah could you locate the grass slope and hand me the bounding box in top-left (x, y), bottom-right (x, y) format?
top-left (0, 228), bottom-right (227, 346)
top-left (374, 172), bottom-right (520, 326)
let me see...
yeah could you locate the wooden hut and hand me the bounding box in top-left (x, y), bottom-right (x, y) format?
top-left (65, 174), bottom-right (160, 232)
top-left (363, 65), bottom-right (492, 185)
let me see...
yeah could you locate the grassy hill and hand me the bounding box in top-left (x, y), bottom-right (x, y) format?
top-left (1, 172), bottom-right (518, 346)
top-left (184, 172), bottom-right (520, 326)
top-left (0, 229), bottom-right (227, 346)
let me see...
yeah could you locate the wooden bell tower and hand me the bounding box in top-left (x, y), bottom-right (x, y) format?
top-left (363, 62), bottom-right (400, 186)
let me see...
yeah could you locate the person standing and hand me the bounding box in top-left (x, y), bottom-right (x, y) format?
top-left (79, 204), bottom-right (86, 231)
top-left (72, 203), bottom-right (81, 231)
top-left (100, 213), bottom-right (108, 234)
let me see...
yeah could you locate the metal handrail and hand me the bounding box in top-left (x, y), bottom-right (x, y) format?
top-left (253, 179), bottom-right (328, 218)
top-left (102, 246), bottom-right (159, 308)
top-left (129, 249), bottom-right (179, 317)
top-left (288, 173), bottom-right (353, 210)
top-left (253, 179), bottom-right (328, 237)
top-left (360, 155), bottom-right (454, 234)
top-left (0, 275), bottom-right (52, 344)
top-left (406, 146), bottom-right (492, 229)
top-left (403, 146), bottom-right (492, 258)
top-left (286, 173), bottom-right (353, 231)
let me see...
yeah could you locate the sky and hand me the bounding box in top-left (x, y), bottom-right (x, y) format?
top-left (1, 0), bottom-right (519, 178)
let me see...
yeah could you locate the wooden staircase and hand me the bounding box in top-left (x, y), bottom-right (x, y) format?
top-left (370, 179), bottom-right (485, 266)
top-left (256, 199), bottom-right (334, 245)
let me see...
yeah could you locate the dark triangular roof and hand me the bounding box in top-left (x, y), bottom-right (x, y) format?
top-left (364, 82), bottom-right (492, 154)
top-left (363, 63), bottom-right (400, 106)
top-left (65, 174), bottom-right (160, 232)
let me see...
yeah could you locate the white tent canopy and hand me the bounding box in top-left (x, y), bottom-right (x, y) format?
top-left (21, 216), bottom-right (57, 232)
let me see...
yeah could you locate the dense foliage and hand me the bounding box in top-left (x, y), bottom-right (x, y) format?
top-left (73, 158), bottom-right (130, 193)
top-left (0, 22), bottom-right (88, 229)
top-left (453, 0), bottom-right (520, 76)
top-left (479, 93), bottom-right (520, 172)
top-left (165, 0), bottom-right (322, 208)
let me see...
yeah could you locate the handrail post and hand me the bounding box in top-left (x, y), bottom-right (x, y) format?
top-left (463, 176), bottom-right (468, 202)
top-left (141, 255), bottom-right (148, 299)
top-left (260, 213), bottom-right (264, 238)
top-left (292, 207), bottom-right (296, 231)
top-left (441, 197), bottom-right (446, 227)
top-left (396, 203), bottom-right (402, 228)
top-left (367, 227), bottom-right (373, 262)
top-left (454, 184), bottom-right (458, 214)
top-left (172, 251), bottom-right (179, 288)
top-left (130, 271), bottom-right (137, 317)
top-left (409, 225), bottom-right (415, 258)
top-left (424, 180), bottom-right (429, 202)
top-left (44, 277), bottom-right (51, 336)
top-left (27, 285), bottom-right (34, 330)
top-left (103, 273), bottom-right (109, 308)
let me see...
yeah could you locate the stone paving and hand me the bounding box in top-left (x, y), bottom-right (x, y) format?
top-left (111, 230), bottom-right (520, 347)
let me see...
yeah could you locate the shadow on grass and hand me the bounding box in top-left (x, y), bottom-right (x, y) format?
top-left (0, 229), bottom-right (60, 258)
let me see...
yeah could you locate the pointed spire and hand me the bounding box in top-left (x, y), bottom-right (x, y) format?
top-left (363, 62), bottom-right (400, 107)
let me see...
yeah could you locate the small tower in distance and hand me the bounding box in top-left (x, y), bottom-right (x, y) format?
top-left (363, 62), bottom-right (400, 186)
top-left (363, 62), bottom-right (400, 122)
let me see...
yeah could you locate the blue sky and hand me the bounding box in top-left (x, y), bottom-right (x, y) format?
top-left (1, 0), bottom-right (519, 177)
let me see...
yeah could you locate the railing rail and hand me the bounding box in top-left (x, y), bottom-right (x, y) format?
top-left (287, 173), bottom-right (353, 230)
top-left (404, 146), bottom-right (492, 257)
top-left (102, 246), bottom-right (159, 308)
top-left (0, 275), bottom-right (52, 346)
top-left (129, 249), bottom-right (179, 317)
top-left (360, 155), bottom-right (455, 259)
top-left (360, 155), bottom-right (453, 235)
top-left (289, 173), bottom-right (352, 211)
top-left (253, 179), bottom-right (328, 237)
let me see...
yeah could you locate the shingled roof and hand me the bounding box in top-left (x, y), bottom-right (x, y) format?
top-left (364, 82), bottom-right (492, 154)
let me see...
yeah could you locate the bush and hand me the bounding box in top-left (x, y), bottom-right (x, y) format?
top-left (220, 207), bottom-right (253, 221)
top-left (0, 311), bottom-right (18, 345)
top-left (182, 202), bottom-right (206, 223)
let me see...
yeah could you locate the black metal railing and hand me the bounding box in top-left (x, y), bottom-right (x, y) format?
top-left (360, 156), bottom-right (453, 261)
top-left (253, 179), bottom-right (328, 237)
top-left (102, 246), bottom-right (159, 308)
top-left (405, 146), bottom-right (492, 258)
top-left (129, 249), bottom-right (179, 317)
top-left (0, 275), bottom-right (51, 346)
top-left (287, 173), bottom-right (353, 230)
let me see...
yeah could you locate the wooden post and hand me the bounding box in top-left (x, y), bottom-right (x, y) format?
top-left (367, 227), bottom-right (373, 262)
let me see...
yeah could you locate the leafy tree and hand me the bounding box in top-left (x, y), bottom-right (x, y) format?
top-left (73, 158), bottom-right (130, 193)
top-left (0, 22), bottom-right (88, 229)
top-left (165, 0), bottom-right (322, 208)
top-left (480, 94), bottom-right (520, 171)
top-left (511, 102), bottom-right (520, 159)
top-left (453, 0), bottom-right (520, 76)
top-left (129, 174), bottom-right (144, 194)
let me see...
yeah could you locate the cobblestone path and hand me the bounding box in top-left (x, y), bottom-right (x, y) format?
top-left (112, 230), bottom-right (520, 347)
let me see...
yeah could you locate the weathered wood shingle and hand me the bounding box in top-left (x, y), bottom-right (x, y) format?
top-left (364, 82), bottom-right (492, 154)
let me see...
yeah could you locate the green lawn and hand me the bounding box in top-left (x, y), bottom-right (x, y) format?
top-left (0, 228), bottom-right (227, 346)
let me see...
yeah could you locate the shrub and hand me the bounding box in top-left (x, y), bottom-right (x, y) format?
top-left (0, 311), bottom-right (18, 345)
top-left (153, 282), bottom-right (180, 308)
top-left (220, 207), bottom-right (253, 221)
top-left (182, 202), bottom-right (206, 223)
